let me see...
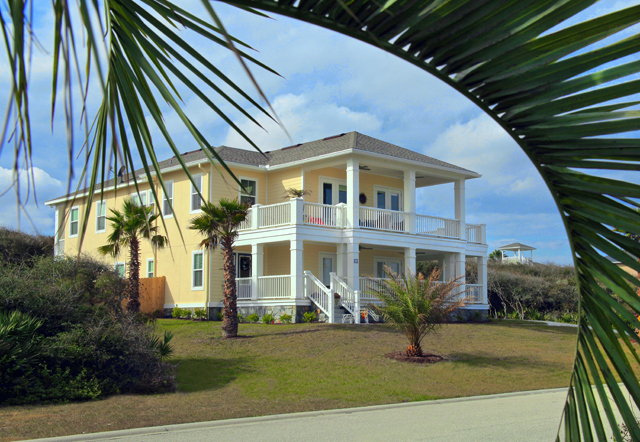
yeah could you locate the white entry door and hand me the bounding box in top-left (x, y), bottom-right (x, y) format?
top-left (375, 186), bottom-right (403, 211)
top-left (321, 179), bottom-right (347, 206)
top-left (374, 257), bottom-right (403, 278)
top-left (319, 253), bottom-right (337, 287)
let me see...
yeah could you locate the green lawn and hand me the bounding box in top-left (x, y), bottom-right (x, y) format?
top-left (1, 320), bottom-right (580, 441)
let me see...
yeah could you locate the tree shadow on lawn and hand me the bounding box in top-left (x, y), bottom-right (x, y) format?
top-left (174, 357), bottom-right (255, 393)
top-left (446, 352), bottom-right (568, 371)
top-left (247, 327), bottom-right (325, 338)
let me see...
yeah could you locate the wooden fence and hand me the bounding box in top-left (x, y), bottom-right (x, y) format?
top-left (139, 276), bottom-right (166, 314)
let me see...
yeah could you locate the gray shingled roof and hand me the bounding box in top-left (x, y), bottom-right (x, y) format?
top-left (47, 131), bottom-right (476, 202)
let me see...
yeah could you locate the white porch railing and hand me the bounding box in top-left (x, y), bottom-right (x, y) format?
top-left (330, 273), bottom-right (358, 318)
top-left (303, 202), bottom-right (344, 228)
top-left (359, 206), bottom-right (409, 233)
top-left (236, 277), bottom-right (252, 299)
top-left (304, 271), bottom-right (333, 322)
top-left (238, 209), bottom-right (252, 231)
top-left (416, 215), bottom-right (460, 238)
top-left (466, 284), bottom-right (482, 303)
top-left (359, 277), bottom-right (391, 302)
top-left (257, 275), bottom-right (291, 299)
top-left (503, 256), bottom-right (533, 264)
top-left (466, 224), bottom-right (482, 243)
top-left (258, 202), bottom-right (291, 228)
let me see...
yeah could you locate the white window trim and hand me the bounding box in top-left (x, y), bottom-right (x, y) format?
top-left (238, 176), bottom-right (258, 206)
top-left (319, 176), bottom-right (347, 206)
top-left (69, 206), bottom-right (80, 238)
top-left (190, 173), bottom-right (204, 214)
top-left (192, 250), bottom-right (205, 291)
top-left (163, 180), bottom-right (174, 219)
top-left (114, 261), bottom-right (126, 278)
top-left (146, 258), bottom-right (155, 278)
top-left (374, 256), bottom-right (404, 278)
top-left (130, 190), bottom-right (148, 207)
top-left (373, 185), bottom-right (404, 211)
top-left (95, 200), bottom-right (107, 234)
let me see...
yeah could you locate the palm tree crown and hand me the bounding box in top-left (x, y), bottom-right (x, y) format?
top-left (98, 198), bottom-right (168, 312)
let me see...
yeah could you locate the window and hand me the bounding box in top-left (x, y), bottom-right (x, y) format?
top-left (191, 174), bottom-right (203, 213)
top-left (163, 181), bottom-right (174, 217)
top-left (374, 186), bottom-right (403, 211)
top-left (114, 262), bottom-right (126, 278)
top-left (131, 191), bottom-right (147, 207)
top-left (147, 258), bottom-right (154, 278)
top-left (96, 201), bottom-right (107, 233)
top-left (192, 251), bottom-right (204, 290)
top-left (321, 178), bottom-right (347, 205)
top-left (69, 206), bottom-right (79, 237)
top-left (239, 178), bottom-right (256, 206)
top-left (374, 257), bottom-right (403, 278)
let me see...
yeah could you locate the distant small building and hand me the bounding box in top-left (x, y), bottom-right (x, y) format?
top-left (498, 243), bottom-right (536, 264)
top-left (605, 255), bottom-right (638, 277)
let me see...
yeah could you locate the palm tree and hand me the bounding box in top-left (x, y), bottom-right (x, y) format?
top-left (4, 2), bottom-right (640, 439)
top-left (488, 250), bottom-right (502, 262)
top-left (98, 199), bottom-right (168, 313)
top-left (367, 267), bottom-right (466, 357)
top-left (189, 199), bottom-right (249, 339)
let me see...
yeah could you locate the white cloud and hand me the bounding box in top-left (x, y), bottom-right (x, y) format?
top-left (222, 93), bottom-right (383, 150)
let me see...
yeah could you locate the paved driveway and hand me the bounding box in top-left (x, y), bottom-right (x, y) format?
top-left (28, 388), bottom-right (569, 442)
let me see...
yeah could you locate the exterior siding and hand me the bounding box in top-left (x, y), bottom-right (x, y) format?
top-left (266, 167), bottom-right (302, 204)
top-left (359, 172), bottom-right (404, 208)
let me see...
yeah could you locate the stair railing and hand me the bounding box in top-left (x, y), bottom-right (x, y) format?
top-left (330, 273), bottom-right (360, 324)
top-left (304, 271), bottom-right (333, 323)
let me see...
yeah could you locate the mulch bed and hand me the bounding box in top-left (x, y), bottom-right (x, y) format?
top-left (385, 351), bottom-right (444, 364)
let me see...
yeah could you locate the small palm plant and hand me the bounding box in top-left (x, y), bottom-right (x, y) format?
top-left (368, 267), bottom-right (466, 357)
top-left (284, 188), bottom-right (311, 199)
top-left (98, 199), bottom-right (168, 313)
top-left (189, 199), bottom-right (249, 339)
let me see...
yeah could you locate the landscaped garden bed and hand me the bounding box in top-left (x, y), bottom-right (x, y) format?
top-left (0, 319), bottom-right (603, 441)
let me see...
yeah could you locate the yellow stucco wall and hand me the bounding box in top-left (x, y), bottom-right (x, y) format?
top-left (266, 167), bottom-right (302, 204)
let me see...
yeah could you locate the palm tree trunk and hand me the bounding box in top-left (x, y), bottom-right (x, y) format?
top-left (127, 235), bottom-right (141, 313)
top-left (221, 237), bottom-right (238, 338)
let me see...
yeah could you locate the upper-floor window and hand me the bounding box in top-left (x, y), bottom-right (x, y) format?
top-left (375, 186), bottom-right (402, 211)
top-left (147, 258), bottom-right (154, 278)
top-left (163, 181), bottom-right (174, 218)
top-left (192, 251), bottom-right (204, 290)
top-left (96, 201), bottom-right (107, 233)
top-left (115, 262), bottom-right (126, 278)
top-left (240, 178), bottom-right (256, 206)
top-left (69, 206), bottom-right (79, 238)
top-left (191, 174), bottom-right (203, 213)
top-left (132, 190), bottom-right (155, 214)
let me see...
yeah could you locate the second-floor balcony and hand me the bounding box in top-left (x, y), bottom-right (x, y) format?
top-left (238, 199), bottom-right (485, 243)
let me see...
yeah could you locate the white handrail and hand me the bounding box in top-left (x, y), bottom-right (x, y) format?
top-left (236, 277), bottom-right (252, 299)
top-left (359, 206), bottom-right (409, 233)
top-left (304, 271), bottom-right (333, 322)
top-left (258, 202), bottom-right (291, 228)
top-left (238, 208), bottom-right (252, 231)
top-left (303, 202), bottom-right (343, 228)
top-left (466, 224), bottom-right (482, 243)
top-left (415, 214), bottom-right (460, 238)
top-left (330, 273), bottom-right (358, 318)
top-left (257, 275), bottom-right (292, 299)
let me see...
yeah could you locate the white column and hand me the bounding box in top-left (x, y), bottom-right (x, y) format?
top-left (346, 159), bottom-right (359, 229)
top-left (404, 170), bottom-right (416, 234)
top-left (478, 255), bottom-right (488, 304)
top-left (251, 204), bottom-right (261, 229)
top-left (290, 198), bottom-right (304, 225)
top-left (444, 253), bottom-right (456, 282)
top-left (455, 179), bottom-right (466, 240)
top-left (251, 243), bottom-right (263, 300)
top-left (53, 207), bottom-right (60, 256)
top-left (456, 252), bottom-right (466, 298)
top-left (290, 240), bottom-right (304, 299)
top-left (347, 240), bottom-right (360, 292)
top-left (404, 247), bottom-right (416, 276)
top-left (336, 243), bottom-right (347, 278)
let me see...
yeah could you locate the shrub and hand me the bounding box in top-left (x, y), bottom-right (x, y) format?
top-left (0, 250), bottom-right (176, 404)
top-left (217, 311), bottom-right (224, 321)
top-left (193, 308), bottom-right (207, 320)
top-left (246, 313), bottom-right (259, 323)
top-left (171, 307), bottom-right (185, 318)
top-left (0, 227), bottom-right (54, 267)
top-left (280, 313), bottom-right (292, 324)
top-left (237, 313), bottom-right (244, 323)
top-left (303, 311), bottom-right (317, 323)
top-left (261, 313), bottom-right (274, 324)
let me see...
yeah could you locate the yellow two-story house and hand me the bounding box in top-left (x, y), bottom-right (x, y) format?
top-left (46, 132), bottom-right (488, 323)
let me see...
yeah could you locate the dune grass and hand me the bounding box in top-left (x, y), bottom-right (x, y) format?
top-left (1, 319), bottom-right (582, 441)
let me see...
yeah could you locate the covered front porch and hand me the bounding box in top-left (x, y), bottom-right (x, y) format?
top-left (232, 240), bottom-right (487, 323)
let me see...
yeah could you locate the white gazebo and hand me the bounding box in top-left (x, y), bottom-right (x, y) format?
top-left (498, 243), bottom-right (536, 264)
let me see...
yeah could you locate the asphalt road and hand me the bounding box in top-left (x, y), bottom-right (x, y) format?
top-left (28, 388), bottom-right (571, 442)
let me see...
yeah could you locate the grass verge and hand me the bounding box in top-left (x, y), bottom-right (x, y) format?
top-left (1, 320), bottom-right (584, 441)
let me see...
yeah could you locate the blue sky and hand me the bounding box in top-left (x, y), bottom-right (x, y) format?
top-left (0, 0), bottom-right (638, 264)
